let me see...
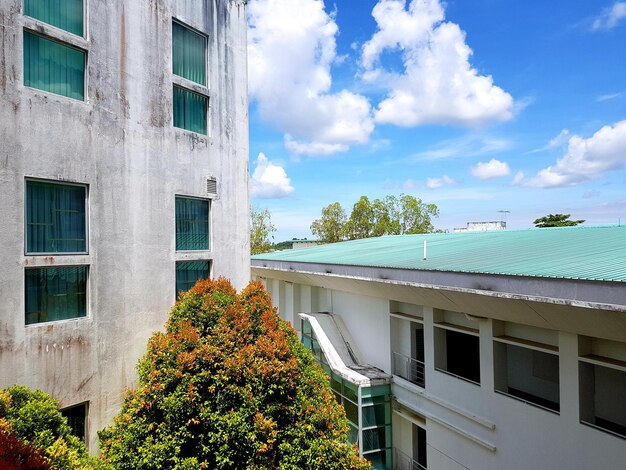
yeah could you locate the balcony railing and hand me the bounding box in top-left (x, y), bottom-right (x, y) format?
top-left (392, 352), bottom-right (425, 388)
top-left (393, 448), bottom-right (427, 470)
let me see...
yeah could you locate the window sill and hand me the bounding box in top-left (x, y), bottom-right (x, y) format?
top-left (494, 389), bottom-right (560, 415)
top-left (434, 368), bottom-right (481, 386)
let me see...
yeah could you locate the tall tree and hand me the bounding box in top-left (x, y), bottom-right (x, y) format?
top-left (99, 278), bottom-right (370, 470)
top-left (310, 202), bottom-right (347, 243)
top-left (533, 214), bottom-right (585, 228)
top-left (344, 196), bottom-right (375, 240)
top-left (250, 207), bottom-right (276, 255)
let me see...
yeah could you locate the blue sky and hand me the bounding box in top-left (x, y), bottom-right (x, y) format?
top-left (247, 0), bottom-right (626, 241)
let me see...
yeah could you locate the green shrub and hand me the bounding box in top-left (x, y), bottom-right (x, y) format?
top-left (99, 278), bottom-right (370, 470)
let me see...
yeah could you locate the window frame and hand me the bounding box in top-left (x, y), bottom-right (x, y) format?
top-left (22, 29), bottom-right (88, 101)
top-left (434, 322), bottom-right (481, 385)
top-left (172, 19), bottom-right (208, 87)
top-left (24, 178), bottom-right (89, 256)
top-left (172, 84), bottom-right (209, 135)
top-left (175, 194), bottom-right (211, 252)
top-left (24, 0), bottom-right (87, 38)
top-left (24, 264), bottom-right (89, 326)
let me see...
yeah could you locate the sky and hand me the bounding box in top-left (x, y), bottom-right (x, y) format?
top-left (246, 0), bottom-right (626, 241)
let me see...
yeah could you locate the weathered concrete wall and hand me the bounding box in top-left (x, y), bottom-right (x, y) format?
top-left (0, 0), bottom-right (249, 451)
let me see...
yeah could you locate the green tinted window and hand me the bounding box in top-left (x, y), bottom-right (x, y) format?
top-left (25, 266), bottom-right (87, 325)
top-left (176, 197), bottom-right (209, 251)
top-left (173, 21), bottom-right (206, 85)
top-left (26, 180), bottom-right (87, 253)
top-left (25, 0), bottom-right (84, 36)
top-left (173, 86), bottom-right (207, 134)
top-left (176, 261), bottom-right (210, 297)
top-left (24, 31), bottom-right (85, 100)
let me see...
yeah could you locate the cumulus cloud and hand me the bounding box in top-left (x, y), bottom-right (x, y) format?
top-left (361, 0), bottom-right (514, 127)
top-left (426, 175), bottom-right (455, 189)
top-left (250, 153), bottom-right (294, 199)
top-left (524, 120), bottom-right (626, 188)
top-left (470, 159), bottom-right (511, 179)
top-left (248, 0), bottom-right (373, 155)
top-left (592, 2), bottom-right (626, 30)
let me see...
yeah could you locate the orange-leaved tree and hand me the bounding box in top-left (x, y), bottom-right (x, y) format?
top-left (99, 278), bottom-right (369, 470)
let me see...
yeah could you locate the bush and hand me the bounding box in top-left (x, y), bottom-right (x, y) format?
top-left (0, 385), bottom-right (111, 470)
top-left (99, 278), bottom-right (370, 470)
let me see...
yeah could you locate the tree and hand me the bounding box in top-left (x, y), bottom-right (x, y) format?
top-left (310, 202), bottom-right (347, 243)
top-left (314, 195), bottom-right (439, 242)
top-left (533, 214), bottom-right (585, 228)
top-left (0, 386), bottom-right (110, 470)
top-left (99, 278), bottom-right (370, 470)
top-left (250, 206), bottom-right (276, 255)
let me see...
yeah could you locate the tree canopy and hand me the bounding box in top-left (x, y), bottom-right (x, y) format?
top-left (312, 195), bottom-right (439, 243)
top-left (250, 206), bottom-right (277, 255)
top-left (99, 278), bottom-right (369, 470)
top-left (533, 213), bottom-right (585, 228)
top-left (0, 386), bottom-right (109, 470)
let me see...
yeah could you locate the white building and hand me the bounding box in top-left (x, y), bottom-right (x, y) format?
top-left (453, 221), bottom-right (506, 233)
top-left (252, 226), bottom-right (626, 470)
top-left (0, 0), bottom-right (249, 450)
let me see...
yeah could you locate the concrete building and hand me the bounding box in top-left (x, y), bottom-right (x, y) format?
top-left (0, 0), bottom-right (249, 450)
top-left (252, 226), bottom-right (626, 470)
top-left (453, 221), bottom-right (506, 233)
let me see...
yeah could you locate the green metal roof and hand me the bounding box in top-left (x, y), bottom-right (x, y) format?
top-left (252, 226), bottom-right (626, 283)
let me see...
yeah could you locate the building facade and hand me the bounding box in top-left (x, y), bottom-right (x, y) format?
top-left (252, 227), bottom-right (626, 470)
top-left (0, 0), bottom-right (249, 450)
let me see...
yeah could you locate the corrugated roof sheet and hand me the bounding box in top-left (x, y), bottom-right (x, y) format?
top-left (252, 225), bottom-right (626, 282)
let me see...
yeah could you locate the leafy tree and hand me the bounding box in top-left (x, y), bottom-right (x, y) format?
top-left (99, 278), bottom-right (370, 470)
top-left (0, 386), bottom-right (110, 470)
top-left (310, 202), bottom-right (347, 243)
top-left (314, 195), bottom-right (439, 242)
top-left (250, 206), bottom-right (276, 255)
top-left (533, 213), bottom-right (585, 228)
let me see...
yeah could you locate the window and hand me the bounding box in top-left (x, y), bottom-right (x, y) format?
top-left (173, 86), bottom-right (208, 134)
top-left (175, 196), bottom-right (209, 251)
top-left (579, 336), bottom-right (626, 438)
top-left (390, 313), bottom-right (425, 388)
top-left (493, 322), bottom-right (560, 412)
top-left (25, 266), bottom-right (87, 325)
top-left (26, 180), bottom-right (87, 254)
top-left (176, 261), bottom-right (210, 297)
top-left (434, 327), bottom-right (480, 384)
top-left (23, 31), bottom-right (85, 100)
top-left (61, 402), bottom-right (88, 443)
top-left (172, 21), bottom-right (206, 85)
top-left (25, 0), bottom-right (84, 36)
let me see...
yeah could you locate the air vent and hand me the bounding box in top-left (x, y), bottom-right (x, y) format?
top-left (206, 177), bottom-right (217, 196)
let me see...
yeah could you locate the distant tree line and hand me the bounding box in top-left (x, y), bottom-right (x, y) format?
top-left (311, 195), bottom-right (440, 243)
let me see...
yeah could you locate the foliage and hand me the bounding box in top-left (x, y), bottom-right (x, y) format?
top-left (310, 202), bottom-right (347, 243)
top-left (250, 206), bottom-right (277, 255)
top-left (0, 424), bottom-right (50, 470)
top-left (99, 278), bottom-right (370, 470)
top-left (0, 385), bottom-right (110, 470)
top-left (313, 195), bottom-right (439, 242)
top-left (533, 213), bottom-right (585, 228)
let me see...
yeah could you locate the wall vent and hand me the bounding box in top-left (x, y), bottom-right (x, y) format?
top-left (206, 177), bottom-right (217, 196)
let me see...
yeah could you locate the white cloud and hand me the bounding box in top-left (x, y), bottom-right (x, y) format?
top-left (284, 135), bottom-right (348, 156)
top-left (527, 129), bottom-right (570, 154)
top-left (512, 171), bottom-right (525, 185)
top-left (596, 92), bottom-right (624, 102)
top-left (426, 175), bottom-right (455, 189)
top-left (525, 120), bottom-right (626, 188)
top-left (248, 0), bottom-right (373, 155)
top-left (470, 159), bottom-right (511, 179)
top-left (411, 135), bottom-right (512, 161)
top-left (250, 153), bottom-right (295, 199)
top-left (592, 2), bottom-right (626, 30)
top-left (582, 189), bottom-right (601, 199)
top-left (361, 0), bottom-right (514, 127)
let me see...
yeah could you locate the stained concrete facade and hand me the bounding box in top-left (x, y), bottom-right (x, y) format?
top-left (0, 0), bottom-right (249, 450)
top-left (252, 255), bottom-right (626, 469)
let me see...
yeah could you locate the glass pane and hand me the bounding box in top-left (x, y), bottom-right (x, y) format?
top-left (26, 180), bottom-right (86, 253)
top-left (25, 266), bottom-right (87, 325)
top-left (173, 86), bottom-right (208, 134)
top-left (172, 21), bottom-right (206, 85)
top-left (175, 197), bottom-right (209, 250)
top-left (343, 399), bottom-right (358, 426)
top-left (23, 31), bottom-right (85, 100)
top-left (25, 0), bottom-right (84, 36)
top-left (362, 426), bottom-right (388, 452)
top-left (342, 379), bottom-right (358, 403)
top-left (362, 403), bottom-right (390, 428)
top-left (176, 261), bottom-right (209, 297)
top-left (302, 319), bottom-right (312, 336)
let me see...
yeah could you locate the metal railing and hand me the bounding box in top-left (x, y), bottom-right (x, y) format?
top-left (393, 448), bottom-right (427, 470)
top-left (392, 352), bottom-right (425, 388)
